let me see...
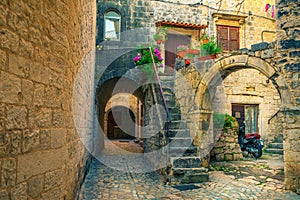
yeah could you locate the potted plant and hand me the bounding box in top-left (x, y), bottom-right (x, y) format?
top-left (176, 44), bottom-right (187, 58)
top-left (153, 27), bottom-right (168, 44)
top-left (153, 33), bottom-right (162, 44)
top-left (133, 44), bottom-right (164, 79)
top-left (200, 32), bottom-right (209, 44)
top-left (200, 37), bottom-right (221, 59)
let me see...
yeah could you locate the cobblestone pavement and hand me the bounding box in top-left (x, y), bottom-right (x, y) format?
top-left (78, 140), bottom-right (300, 200)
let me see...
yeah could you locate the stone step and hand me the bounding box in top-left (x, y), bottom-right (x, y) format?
top-left (165, 121), bottom-right (187, 129)
top-left (162, 87), bottom-right (173, 94)
top-left (168, 107), bottom-right (181, 115)
top-left (169, 146), bottom-right (198, 157)
top-left (170, 113), bottom-right (181, 121)
top-left (268, 143), bottom-right (283, 149)
top-left (168, 138), bottom-right (193, 148)
top-left (172, 167), bottom-right (208, 175)
top-left (265, 148), bottom-right (284, 155)
top-left (159, 74), bottom-right (175, 81)
top-left (160, 80), bottom-right (174, 89)
top-left (167, 129), bottom-right (190, 138)
top-left (166, 100), bottom-right (177, 108)
top-left (171, 157), bottom-right (202, 168)
top-left (171, 172), bottom-right (209, 184)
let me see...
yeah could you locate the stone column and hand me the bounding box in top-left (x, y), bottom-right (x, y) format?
top-left (276, 0), bottom-right (300, 193)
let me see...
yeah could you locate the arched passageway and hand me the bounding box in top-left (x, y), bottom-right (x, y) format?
top-left (95, 75), bottom-right (145, 151)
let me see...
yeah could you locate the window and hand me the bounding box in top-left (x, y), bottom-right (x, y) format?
top-left (217, 26), bottom-right (239, 51)
top-left (104, 11), bottom-right (121, 40)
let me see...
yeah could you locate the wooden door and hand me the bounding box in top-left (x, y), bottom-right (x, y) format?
top-left (232, 104), bottom-right (245, 128)
top-left (165, 34), bottom-right (191, 69)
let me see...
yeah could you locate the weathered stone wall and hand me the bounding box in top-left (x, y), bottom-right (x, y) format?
top-left (143, 85), bottom-right (168, 173)
top-left (212, 68), bottom-right (282, 143)
top-left (276, 0), bottom-right (300, 193)
top-left (210, 128), bottom-right (243, 161)
top-left (0, 0), bottom-right (96, 199)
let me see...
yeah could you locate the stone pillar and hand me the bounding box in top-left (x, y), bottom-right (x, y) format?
top-left (276, 0), bottom-right (300, 193)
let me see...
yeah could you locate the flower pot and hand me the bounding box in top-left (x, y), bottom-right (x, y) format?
top-left (185, 58), bottom-right (191, 65)
top-left (156, 39), bottom-right (162, 44)
top-left (187, 49), bottom-right (200, 55)
top-left (202, 38), bottom-right (209, 44)
top-left (177, 50), bottom-right (186, 58)
top-left (210, 54), bottom-right (216, 59)
top-left (198, 56), bottom-right (211, 61)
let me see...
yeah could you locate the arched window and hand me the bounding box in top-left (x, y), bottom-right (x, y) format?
top-left (104, 11), bottom-right (121, 41)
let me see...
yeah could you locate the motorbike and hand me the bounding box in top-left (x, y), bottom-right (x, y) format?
top-left (238, 123), bottom-right (264, 158)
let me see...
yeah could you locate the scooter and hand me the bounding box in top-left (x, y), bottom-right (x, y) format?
top-left (238, 124), bottom-right (264, 158)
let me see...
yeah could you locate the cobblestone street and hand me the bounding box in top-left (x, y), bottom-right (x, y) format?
top-left (78, 141), bottom-right (300, 200)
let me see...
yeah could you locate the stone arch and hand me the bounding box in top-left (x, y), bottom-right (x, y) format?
top-left (105, 106), bottom-right (137, 139)
top-left (197, 55), bottom-right (293, 109)
top-left (103, 93), bottom-right (142, 139)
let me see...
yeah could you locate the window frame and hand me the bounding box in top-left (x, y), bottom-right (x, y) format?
top-left (217, 25), bottom-right (240, 51)
top-left (104, 10), bottom-right (121, 41)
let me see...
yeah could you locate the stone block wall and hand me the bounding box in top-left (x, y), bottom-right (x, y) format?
top-left (0, 0), bottom-right (96, 199)
top-left (276, 0), bottom-right (300, 193)
top-left (210, 128), bottom-right (243, 161)
top-left (143, 85), bottom-right (168, 173)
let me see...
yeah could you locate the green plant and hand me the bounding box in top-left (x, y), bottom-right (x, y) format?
top-left (201, 37), bottom-right (222, 55)
top-left (176, 44), bottom-right (187, 52)
top-left (153, 27), bottom-right (168, 41)
top-left (133, 44), bottom-right (163, 79)
top-left (213, 113), bottom-right (238, 129)
top-left (199, 32), bottom-right (209, 40)
top-left (223, 114), bottom-right (238, 129)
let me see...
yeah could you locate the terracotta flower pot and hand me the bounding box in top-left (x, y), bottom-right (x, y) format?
top-left (210, 54), bottom-right (216, 59)
top-left (156, 39), bottom-right (162, 44)
top-left (198, 56), bottom-right (211, 61)
top-left (202, 38), bottom-right (209, 44)
top-left (177, 50), bottom-right (186, 58)
top-left (185, 58), bottom-right (191, 65)
top-left (187, 49), bottom-right (200, 55)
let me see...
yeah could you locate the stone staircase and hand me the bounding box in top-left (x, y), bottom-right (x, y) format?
top-left (265, 134), bottom-right (284, 155)
top-left (159, 73), bottom-right (209, 184)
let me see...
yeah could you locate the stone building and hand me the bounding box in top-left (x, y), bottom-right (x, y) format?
top-left (0, 0), bottom-right (299, 199)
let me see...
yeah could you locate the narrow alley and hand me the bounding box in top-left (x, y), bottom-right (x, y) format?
top-left (78, 141), bottom-right (299, 200)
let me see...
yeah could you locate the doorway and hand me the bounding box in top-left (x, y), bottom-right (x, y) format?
top-left (232, 104), bottom-right (258, 134)
top-left (165, 33), bottom-right (191, 69)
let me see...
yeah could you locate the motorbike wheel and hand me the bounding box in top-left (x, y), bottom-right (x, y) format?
top-left (252, 140), bottom-right (263, 158)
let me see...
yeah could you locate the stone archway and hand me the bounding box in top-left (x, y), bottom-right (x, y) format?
top-left (175, 53), bottom-right (297, 191)
top-left (197, 55), bottom-right (293, 109)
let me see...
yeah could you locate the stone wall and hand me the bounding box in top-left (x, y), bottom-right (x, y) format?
top-left (210, 128), bottom-right (243, 161)
top-left (143, 84), bottom-right (168, 174)
top-left (276, 0), bottom-right (300, 193)
top-left (0, 0), bottom-right (96, 199)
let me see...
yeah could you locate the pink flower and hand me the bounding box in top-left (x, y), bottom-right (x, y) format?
top-left (154, 48), bottom-right (160, 55)
top-left (133, 54), bottom-right (141, 62)
top-left (158, 55), bottom-right (163, 61)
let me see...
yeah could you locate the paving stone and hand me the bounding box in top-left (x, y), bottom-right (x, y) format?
top-left (78, 141), bottom-right (300, 200)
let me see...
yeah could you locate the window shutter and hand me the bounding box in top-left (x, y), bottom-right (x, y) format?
top-left (217, 26), bottom-right (239, 51)
top-left (229, 27), bottom-right (239, 51)
top-left (217, 26), bottom-right (228, 50)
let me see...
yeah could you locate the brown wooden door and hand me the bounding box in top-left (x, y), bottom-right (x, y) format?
top-left (232, 104), bottom-right (245, 127)
top-left (165, 34), bottom-right (191, 69)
